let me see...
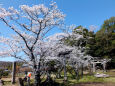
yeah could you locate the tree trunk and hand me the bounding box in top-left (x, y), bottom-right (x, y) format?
top-left (57, 67), bottom-right (63, 78)
top-left (46, 71), bottom-right (51, 81)
top-left (81, 63), bottom-right (83, 78)
top-left (89, 63), bottom-right (92, 75)
top-left (93, 63), bottom-right (96, 72)
top-left (34, 61), bottom-right (41, 86)
top-left (103, 63), bottom-right (106, 72)
top-left (12, 61), bottom-right (16, 84)
top-left (74, 68), bottom-right (79, 79)
top-left (18, 78), bottom-right (24, 86)
top-left (57, 72), bottom-right (61, 78)
top-left (34, 70), bottom-right (41, 86)
top-left (63, 57), bottom-right (67, 81)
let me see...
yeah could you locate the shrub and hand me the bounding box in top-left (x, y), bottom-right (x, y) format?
top-left (0, 69), bottom-right (9, 77)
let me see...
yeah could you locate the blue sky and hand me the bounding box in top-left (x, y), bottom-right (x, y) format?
top-left (0, 0), bottom-right (115, 32)
top-left (0, 0), bottom-right (115, 61)
top-left (0, 57), bottom-right (16, 62)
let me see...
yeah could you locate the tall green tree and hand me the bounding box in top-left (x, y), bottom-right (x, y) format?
top-left (65, 25), bottom-right (96, 55)
top-left (95, 17), bottom-right (115, 68)
top-left (96, 17), bottom-right (115, 58)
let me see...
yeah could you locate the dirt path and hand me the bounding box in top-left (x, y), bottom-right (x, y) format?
top-left (72, 82), bottom-right (115, 86)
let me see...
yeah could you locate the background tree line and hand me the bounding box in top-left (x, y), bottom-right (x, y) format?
top-left (65, 17), bottom-right (115, 68)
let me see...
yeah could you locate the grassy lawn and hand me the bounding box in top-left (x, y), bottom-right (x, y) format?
top-left (55, 69), bottom-right (115, 86)
top-left (55, 75), bottom-right (115, 86)
top-left (1, 69), bottom-right (115, 86)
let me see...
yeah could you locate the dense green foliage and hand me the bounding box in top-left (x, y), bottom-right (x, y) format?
top-left (87, 17), bottom-right (115, 68)
top-left (95, 17), bottom-right (115, 68)
top-left (95, 17), bottom-right (115, 58)
top-left (65, 17), bottom-right (115, 68)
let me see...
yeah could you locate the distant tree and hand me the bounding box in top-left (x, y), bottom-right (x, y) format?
top-left (95, 17), bottom-right (115, 68)
top-left (66, 25), bottom-right (96, 56)
top-left (65, 25), bottom-right (89, 47)
top-left (96, 17), bottom-right (115, 58)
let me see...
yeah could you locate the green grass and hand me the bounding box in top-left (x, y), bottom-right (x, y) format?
top-left (55, 75), bottom-right (115, 86)
top-left (56, 75), bottom-right (103, 85)
top-left (55, 69), bottom-right (115, 86)
top-left (2, 69), bottom-right (115, 86)
top-left (78, 75), bottom-right (104, 82)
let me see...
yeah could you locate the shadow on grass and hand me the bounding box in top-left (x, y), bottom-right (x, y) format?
top-left (29, 78), bottom-right (65, 86)
top-left (41, 78), bottom-right (65, 86)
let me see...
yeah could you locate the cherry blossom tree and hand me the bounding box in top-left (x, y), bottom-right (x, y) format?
top-left (0, 1), bottom-right (93, 85)
top-left (0, 2), bottom-right (65, 86)
top-left (44, 32), bottom-right (93, 80)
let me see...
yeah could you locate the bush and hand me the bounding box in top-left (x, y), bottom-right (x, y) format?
top-left (2, 71), bottom-right (9, 76)
top-left (0, 70), bottom-right (3, 77)
top-left (0, 69), bottom-right (9, 77)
